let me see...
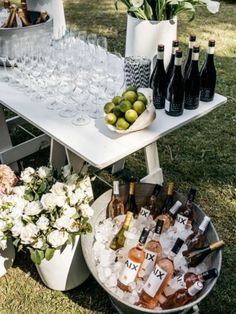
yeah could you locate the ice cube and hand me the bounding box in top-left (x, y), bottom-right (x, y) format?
top-left (98, 270), bottom-right (106, 283)
top-left (104, 267), bottom-right (112, 278)
top-left (193, 262), bottom-right (208, 274)
top-left (116, 288), bottom-right (125, 299)
top-left (174, 254), bottom-right (188, 273)
top-left (128, 281), bottom-right (136, 291)
top-left (105, 276), bottom-right (117, 288)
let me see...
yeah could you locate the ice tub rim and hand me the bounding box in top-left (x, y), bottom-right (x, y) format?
top-left (81, 184), bottom-right (222, 313)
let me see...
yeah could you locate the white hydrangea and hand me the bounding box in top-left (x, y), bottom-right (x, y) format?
top-left (80, 204), bottom-right (94, 218)
top-left (51, 182), bottom-right (66, 196)
top-left (20, 167), bottom-right (35, 183)
top-left (37, 166), bottom-right (52, 179)
top-left (36, 215), bottom-right (49, 231)
top-left (20, 223), bottom-right (39, 244)
top-left (24, 201), bottom-right (42, 216)
top-left (47, 230), bottom-right (68, 248)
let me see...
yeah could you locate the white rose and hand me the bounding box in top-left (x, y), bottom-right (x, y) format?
top-left (10, 206), bottom-right (24, 221)
top-left (47, 230), bottom-right (68, 248)
top-left (41, 193), bottom-right (57, 210)
top-left (0, 238), bottom-right (7, 250)
top-left (54, 195), bottom-right (66, 208)
top-left (32, 238), bottom-right (44, 249)
top-left (0, 220), bottom-right (7, 232)
top-left (37, 166), bottom-right (52, 179)
top-left (11, 220), bottom-right (24, 237)
top-left (80, 204), bottom-right (94, 218)
top-left (24, 201), bottom-right (42, 216)
top-left (79, 177), bottom-right (93, 199)
top-left (36, 215), bottom-right (49, 231)
top-left (67, 219), bottom-right (80, 232)
top-left (206, 0), bottom-right (220, 14)
top-left (66, 174), bottom-right (79, 186)
top-left (69, 192), bottom-right (81, 206)
top-left (20, 167), bottom-right (35, 183)
top-left (62, 164), bottom-right (71, 178)
top-left (131, 0), bottom-right (143, 8)
top-left (54, 215), bottom-right (72, 230)
top-left (12, 186), bottom-right (26, 197)
top-left (51, 182), bottom-right (66, 196)
top-left (20, 223), bottom-right (39, 244)
top-left (63, 205), bottom-right (77, 217)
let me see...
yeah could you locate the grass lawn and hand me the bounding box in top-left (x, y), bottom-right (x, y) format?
top-left (0, 0), bottom-right (236, 313)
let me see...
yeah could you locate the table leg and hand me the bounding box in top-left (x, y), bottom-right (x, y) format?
top-left (49, 139), bottom-right (67, 172)
top-left (0, 104), bottom-right (18, 171)
top-left (140, 142), bottom-right (163, 185)
top-left (65, 149), bottom-right (88, 174)
top-left (112, 158), bottom-right (126, 174)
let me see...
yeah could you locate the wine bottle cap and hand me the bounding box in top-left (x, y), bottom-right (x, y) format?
top-left (187, 187), bottom-right (197, 202)
top-left (199, 216), bottom-right (211, 232)
top-left (171, 238), bottom-right (184, 255)
top-left (210, 240), bottom-right (225, 251)
top-left (155, 219), bottom-right (164, 235)
top-left (153, 184), bottom-right (162, 196)
top-left (175, 49), bottom-right (182, 58)
top-left (201, 268), bottom-right (218, 281)
top-left (139, 227), bottom-right (150, 244)
top-left (113, 181), bottom-right (119, 195)
top-left (167, 182), bottom-right (174, 195)
top-left (188, 281), bottom-right (203, 296)
top-left (158, 44), bottom-right (165, 52)
top-left (124, 211), bottom-right (133, 226)
top-left (208, 40), bottom-right (215, 47)
top-left (189, 34), bottom-right (196, 42)
top-left (172, 40), bottom-right (179, 47)
top-left (193, 46), bottom-right (200, 53)
top-left (169, 200), bottom-right (182, 215)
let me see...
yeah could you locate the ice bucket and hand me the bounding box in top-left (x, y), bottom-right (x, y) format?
top-left (81, 183), bottom-right (222, 314)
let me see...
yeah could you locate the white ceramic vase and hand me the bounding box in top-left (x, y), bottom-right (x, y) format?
top-left (36, 235), bottom-right (90, 291)
top-left (125, 14), bottom-right (177, 69)
top-left (26, 0), bottom-right (66, 39)
top-left (0, 238), bottom-right (15, 277)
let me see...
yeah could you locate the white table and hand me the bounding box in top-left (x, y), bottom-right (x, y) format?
top-left (0, 81), bottom-right (227, 184)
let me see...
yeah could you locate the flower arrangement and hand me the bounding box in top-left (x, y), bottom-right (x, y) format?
top-left (115, 0), bottom-right (220, 20)
top-left (0, 165), bottom-right (17, 197)
top-left (2, 165), bottom-right (93, 264)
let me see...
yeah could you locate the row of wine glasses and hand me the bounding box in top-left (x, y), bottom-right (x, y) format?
top-left (1, 29), bottom-right (125, 126)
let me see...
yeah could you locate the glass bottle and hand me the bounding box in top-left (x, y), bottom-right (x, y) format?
top-left (139, 184), bottom-right (163, 219)
top-left (138, 238), bottom-right (184, 309)
top-left (166, 40), bottom-right (179, 88)
top-left (117, 227), bottom-right (150, 292)
top-left (183, 34), bottom-right (196, 78)
top-left (106, 181), bottom-right (125, 219)
top-left (175, 187), bottom-right (196, 228)
top-left (200, 40), bottom-right (216, 102)
top-left (184, 46), bottom-right (200, 110)
top-left (184, 215), bottom-right (211, 251)
top-left (165, 50), bottom-right (185, 117)
top-left (156, 200), bottom-right (182, 232)
top-left (138, 219), bottom-right (164, 279)
top-left (21, 2), bottom-right (30, 22)
top-left (110, 211), bottom-right (133, 251)
top-left (161, 281), bottom-right (203, 310)
top-left (124, 179), bottom-right (138, 218)
top-left (150, 44), bottom-right (167, 109)
top-left (4, 4), bottom-right (17, 28)
top-left (176, 268), bottom-right (218, 289)
top-left (183, 240), bottom-right (225, 267)
top-left (34, 10), bottom-right (48, 24)
top-left (154, 182), bottom-right (174, 220)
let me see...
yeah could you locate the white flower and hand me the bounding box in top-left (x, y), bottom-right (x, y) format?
top-left (54, 215), bottom-right (72, 230)
top-left (24, 201), bottom-right (42, 216)
top-left (20, 223), bottom-right (39, 244)
top-left (36, 215), bottom-right (49, 231)
top-left (47, 230), bottom-right (68, 248)
top-left (131, 0), bottom-right (143, 8)
top-left (32, 238), bottom-right (44, 249)
top-left (12, 186), bottom-right (26, 197)
top-left (37, 166), bottom-right (52, 179)
top-left (20, 167), bottom-right (35, 183)
top-left (206, 0), bottom-right (220, 14)
top-left (0, 220), bottom-right (7, 232)
top-left (54, 195), bottom-right (66, 208)
top-left (10, 205), bottom-right (24, 222)
top-left (69, 191), bottom-right (81, 206)
top-left (80, 204), bottom-right (94, 218)
top-left (11, 220), bottom-right (24, 237)
top-left (0, 236), bottom-right (7, 250)
top-left (51, 182), bottom-right (66, 196)
top-left (79, 177), bottom-right (93, 199)
top-left (41, 193), bottom-right (57, 209)
top-left (67, 219), bottom-right (80, 232)
top-left (63, 205), bottom-right (77, 217)
top-left (66, 174), bottom-right (79, 186)
top-left (62, 164), bottom-right (71, 178)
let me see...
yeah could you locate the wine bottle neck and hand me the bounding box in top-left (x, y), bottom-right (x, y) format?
top-left (153, 233), bottom-right (160, 242)
top-left (157, 51), bottom-right (164, 60)
top-left (206, 54), bottom-right (215, 64)
top-left (172, 47), bottom-right (179, 55)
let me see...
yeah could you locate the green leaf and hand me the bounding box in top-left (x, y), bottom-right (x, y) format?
top-left (144, 1), bottom-right (153, 20)
top-left (68, 233), bottom-right (76, 246)
top-left (45, 248), bottom-right (55, 261)
top-left (30, 250), bottom-right (44, 265)
top-left (183, 2), bottom-right (195, 11)
top-left (13, 238), bottom-right (20, 247)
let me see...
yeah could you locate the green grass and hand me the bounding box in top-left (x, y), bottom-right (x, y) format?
top-left (0, 0), bottom-right (236, 313)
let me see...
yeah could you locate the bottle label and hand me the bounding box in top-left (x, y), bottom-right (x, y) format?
top-left (118, 258), bottom-right (141, 286)
top-left (175, 214), bottom-right (188, 227)
top-left (184, 95), bottom-right (200, 109)
top-left (113, 181), bottom-right (119, 195)
top-left (153, 93), bottom-right (165, 109)
top-left (143, 265), bottom-right (168, 298)
top-left (175, 58), bottom-right (182, 66)
top-left (140, 249), bottom-right (158, 277)
top-left (169, 101), bottom-right (183, 114)
top-left (139, 207), bottom-right (151, 219)
top-left (200, 88), bottom-right (214, 101)
top-left (208, 47), bottom-right (215, 54)
top-left (165, 99), bottom-right (170, 112)
top-left (192, 52), bottom-right (199, 61)
top-left (176, 274), bottom-right (187, 288)
top-left (157, 51), bottom-right (164, 60)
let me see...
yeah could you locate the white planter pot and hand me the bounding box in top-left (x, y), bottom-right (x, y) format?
top-left (125, 15), bottom-right (177, 69)
top-left (0, 238), bottom-right (15, 277)
top-left (36, 235), bottom-right (90, 291)
top-left (26, 0), bottom-right (66, 39)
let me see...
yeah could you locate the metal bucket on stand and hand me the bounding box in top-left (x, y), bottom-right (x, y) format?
top-left (81, 183), bottom-right (222, 314)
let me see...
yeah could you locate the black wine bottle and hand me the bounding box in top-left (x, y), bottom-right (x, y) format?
top-left (200, 40), bottom-right (216, 102)
top-left (125, 178), bottom-right (139, 218)
top-left (166, 40), bottom-right (179, 88)
top-left (150, 44), bottom-right (167, 109)
top-left (165, 50), bottom-right (184, 117)
top-left (184, 46), bottom-right (200, 110)
top-left (183, 35), bottom-right (196, 77)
